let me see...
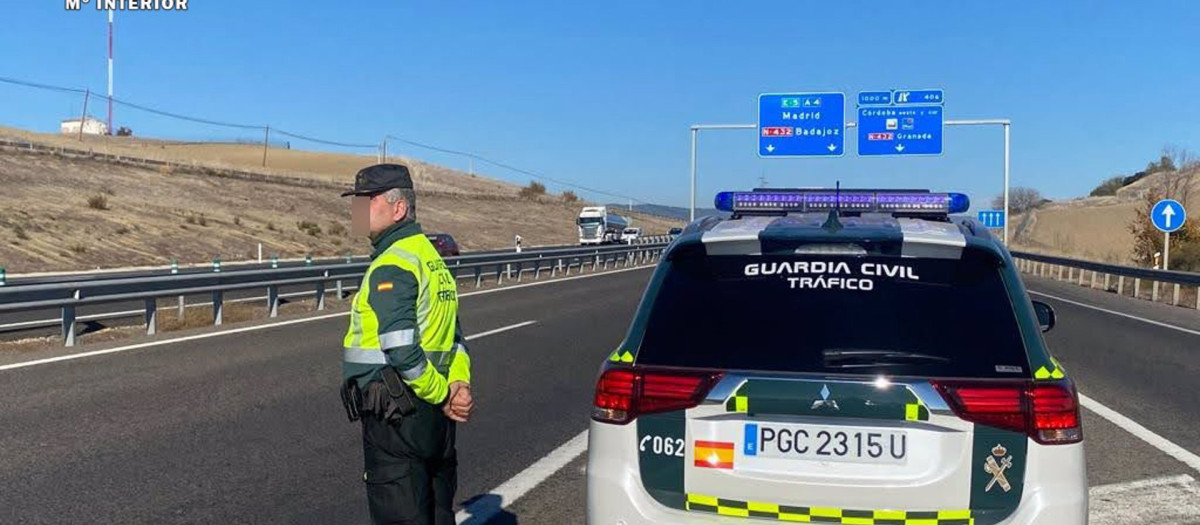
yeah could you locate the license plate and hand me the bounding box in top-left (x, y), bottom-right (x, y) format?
top-left (744, 423), bottom-right (908, 465)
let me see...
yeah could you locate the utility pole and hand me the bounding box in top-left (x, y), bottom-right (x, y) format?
top-left (78, 89), bottom-right (90, 141)
top-left (261, 126), bottom-right (270, 167)
top-left (107, 9), bottom-right (114, 135)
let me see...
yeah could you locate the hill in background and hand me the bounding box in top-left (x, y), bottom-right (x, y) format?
top-left (0, 127), bottom-right (681, 273)
top-left (1011, 165), bottom-right (1200, 264)
top-left (604, 203), bottom-right (727, 221)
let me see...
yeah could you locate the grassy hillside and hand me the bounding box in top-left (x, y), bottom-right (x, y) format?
top-left (1010, 168), bottom-right (1200, 264)
top-left (0, 130), bottom-right (681, 273)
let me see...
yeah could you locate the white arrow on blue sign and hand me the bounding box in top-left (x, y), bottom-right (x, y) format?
top-left (1151, 199), bottom-right (1187, 233)
top-left (977, 210), bottom-right (1006, 229)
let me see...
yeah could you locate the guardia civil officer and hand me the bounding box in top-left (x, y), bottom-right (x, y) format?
top-left (339, 163), bottom-right (474, 525)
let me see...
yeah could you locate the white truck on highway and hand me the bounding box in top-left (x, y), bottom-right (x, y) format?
top-left (577, 206), bottom-right (629, 245)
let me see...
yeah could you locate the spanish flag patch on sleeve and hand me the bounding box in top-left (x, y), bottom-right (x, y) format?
top-left (376, 281), bottom-right (394, 292)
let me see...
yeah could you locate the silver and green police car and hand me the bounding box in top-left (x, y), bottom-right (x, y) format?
top-left (587, 189), bottom-right (1086, 525)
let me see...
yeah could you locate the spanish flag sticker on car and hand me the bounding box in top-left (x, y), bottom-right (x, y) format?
top-left (694, 440), bottom-right (734, 469)
top-left (376, 281), bottom-right (394, 292)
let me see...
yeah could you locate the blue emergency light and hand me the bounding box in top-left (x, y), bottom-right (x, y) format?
top-left (714, 189), bottom-right (969, 215)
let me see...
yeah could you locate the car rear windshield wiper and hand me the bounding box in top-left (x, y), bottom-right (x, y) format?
top-left (822, 349), bottom-right (951, 368)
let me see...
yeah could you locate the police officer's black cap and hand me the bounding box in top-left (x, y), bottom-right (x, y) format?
top-left (340, 163), bottom-right (414, 197)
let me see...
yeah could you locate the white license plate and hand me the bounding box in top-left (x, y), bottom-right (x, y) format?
top-left (744, 423), bottom-right (908, 465)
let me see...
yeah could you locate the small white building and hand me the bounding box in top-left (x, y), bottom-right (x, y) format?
top-left (60, 117), bottom-right (109, 136)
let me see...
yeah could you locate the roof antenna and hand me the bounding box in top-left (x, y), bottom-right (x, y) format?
top-left (822, 181), bottom-right (844, 232)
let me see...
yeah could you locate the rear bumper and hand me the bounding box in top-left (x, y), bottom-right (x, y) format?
top-left (586, 420), bottom-right (1088, 525)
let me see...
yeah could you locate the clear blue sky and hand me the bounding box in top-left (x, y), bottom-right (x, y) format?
top-left (2, 1), bottom-right (1198, 210)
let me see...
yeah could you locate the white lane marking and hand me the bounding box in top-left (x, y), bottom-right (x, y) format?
top-left (1081, 394), bottom-right (1200, 473)
top-left (0, 264), bottom-right (652, 371)
top-left (456, 430), bottom-right (589, 525)
top-left (1028, 290), bottom-right (1200, 337)
top-left (1088, 474), bottom-right (1200, 525)
top-left (0, 312), bottom-right (348, 372)
top-left (0, 289), bottom-right (344, 331)
top-left (0, 316), bottom-right (535, 373)
top-left (1089, 473), bottom-right (1196, 497)
top-left (465, 321), bottom-right (537, 341)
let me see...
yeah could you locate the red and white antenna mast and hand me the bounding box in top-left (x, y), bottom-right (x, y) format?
top-left (107, 9), bottom-right (114, 135)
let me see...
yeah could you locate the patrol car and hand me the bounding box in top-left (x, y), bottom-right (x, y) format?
top-left (587, 189), bottom-right (1085, 525)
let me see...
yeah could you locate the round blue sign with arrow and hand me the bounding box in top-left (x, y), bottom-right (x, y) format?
top-left (1151, 199), bottom-right (1186, 233)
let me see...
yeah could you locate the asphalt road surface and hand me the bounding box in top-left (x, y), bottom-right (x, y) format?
top-left (0, 265), bottom-right (1197, 524)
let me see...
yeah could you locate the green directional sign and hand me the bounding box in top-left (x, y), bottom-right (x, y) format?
top-left (781, 97), bottom-right (803, 108)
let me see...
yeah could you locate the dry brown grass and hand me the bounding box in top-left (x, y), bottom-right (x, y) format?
top-left (0, 125), bottom-right (520, 197)
top-left (0, 146), bottom-right (681, 273)
top-left (1010, 202), bottom-right (1138, 263)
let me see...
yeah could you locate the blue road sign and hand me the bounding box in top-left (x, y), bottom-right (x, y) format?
top-left (858, 105), bottom-right (944, 156)
top-left (858, 91), bottom-right (891, 106)
top-left (758, 92), bottom-right (845, 158)
top-left (977, 210), bottom-right (1006, 229)
top-left (893, 89), bottom-right (944, 105)
top-left (1151, 199), bottom-right (1187, 233)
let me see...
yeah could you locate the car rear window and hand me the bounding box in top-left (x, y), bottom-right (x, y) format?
top-left (635, 251), bottom-right (1030, 378)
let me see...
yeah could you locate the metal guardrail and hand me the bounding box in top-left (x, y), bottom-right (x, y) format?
top-left (0, 243), bottom-right (669, 347)
top-left (1011, 250), bottom-right (1200, 310)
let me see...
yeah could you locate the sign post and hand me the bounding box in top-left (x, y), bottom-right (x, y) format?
top-left (1151, 199), bottom-right (1187, 271)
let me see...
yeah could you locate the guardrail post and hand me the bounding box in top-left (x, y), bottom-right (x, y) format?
top-left (1067, 267), bottom-right (1074, 282)
top-left (1104, 273), bottom-right (1111, 291)
top-left (316, 275), bottom-right (326, 311)
top-left (62, 303), bottom-right (77, 347)
top-left (1152, 281), bottom-right (1160, 302)
top-left (1134, 278), bottom-right (1141, 299)
top-left (1118, 275), bottom-right (1125, 296)
top-left (1089, 271), bottom-right (1096, 289)
top-left (1057, 265), bottom-right (1063, 281)
top-left (1078, 269), bottom-right (1085, 286)
top-left (145, 299), bottom-right (157, 336)
top-left (533, 259), bottom-right (542, 280)
top-left (1172, 284), bottom-right (1180, 306)
top-left (213, 291), bottom-right (224, 325)
top-left (475, 266), bottom-right (483, 288)
top-left (268, 285), bottom-right (280, 318)
top-left (1196, 286), bottom-right (1200, 311)
top-left (497, 264), bottom-right (504, 285)
top-left (336, 278), bottom-right (343, 300)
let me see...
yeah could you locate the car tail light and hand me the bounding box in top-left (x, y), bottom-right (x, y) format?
top-left (933, 379), bottom-right (1082, 445)
top-left (592, 367), bottom-right (722, 425)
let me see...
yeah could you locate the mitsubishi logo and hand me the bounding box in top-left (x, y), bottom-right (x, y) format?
top-left (811, 384), bottom-right (840, 411)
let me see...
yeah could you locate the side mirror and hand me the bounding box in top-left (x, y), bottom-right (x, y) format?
top-left (1032, 300), bottom-right (1056, 333)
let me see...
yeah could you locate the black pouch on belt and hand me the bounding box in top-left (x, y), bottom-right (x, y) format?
top-left (340, 379), bottom-right (363, 422)
top-left (379, 366), bottom-right (417, 421)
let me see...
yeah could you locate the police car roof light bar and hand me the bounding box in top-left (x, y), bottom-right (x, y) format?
top-left (714, 189), bottom-right (969, 215)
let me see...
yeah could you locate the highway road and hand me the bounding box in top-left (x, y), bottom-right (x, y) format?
top-left (0, 264), bottom-right (1198, 524)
